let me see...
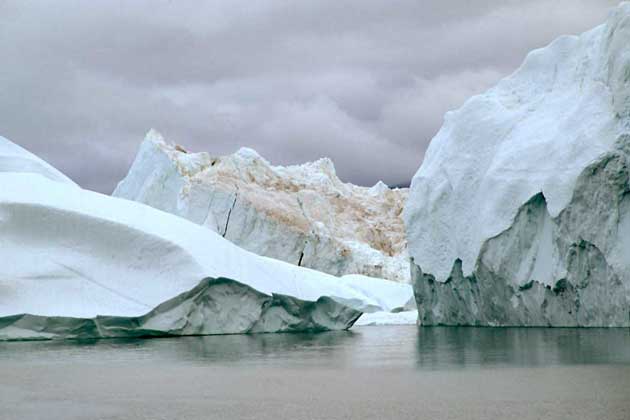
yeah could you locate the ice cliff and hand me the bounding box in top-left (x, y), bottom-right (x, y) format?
top-left (0, 136), bottom-right (411, 340)
top-left (403, 3), bottom-right (630, 327)
top-left (114, 130), bottom-right (410, 282)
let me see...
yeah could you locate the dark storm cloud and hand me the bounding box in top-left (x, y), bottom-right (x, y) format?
top-left (0, 0), bottom-right (620, 192)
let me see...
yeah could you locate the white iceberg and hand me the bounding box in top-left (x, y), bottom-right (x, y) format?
top-left (403, 4), bottom-right (630, 326)
top-left (113, 131), bottom-right (410, 283)
top-left (0, 135), bottom-right (411, 340)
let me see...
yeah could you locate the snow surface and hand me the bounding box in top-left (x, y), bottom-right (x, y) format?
top-left (0, 135), bottom-right (77, 186)
top-left (355, 310), bottom-right (418, 326)
top-left (336, 275), bottom-right (413, 313)
top-left (404, 3), bottom-right (630, 282)
top-left (114, 131), bottom-right (410, 282)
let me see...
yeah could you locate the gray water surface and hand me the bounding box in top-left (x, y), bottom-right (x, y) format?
top-left (1, 326), bottom-right (629, 419)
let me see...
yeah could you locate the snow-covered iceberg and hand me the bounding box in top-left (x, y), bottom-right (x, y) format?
top-left (0, 136), bottom-right (415, 340)
top-left (113, 131), bottom-right (410, 283)
top-left (404, 4), bottom-right (630, 327)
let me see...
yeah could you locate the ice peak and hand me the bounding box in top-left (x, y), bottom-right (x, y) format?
top-left (236, 147), bottom-right (263, 161)
top-left (369, 181), bottom-right (389, 196)
top-left (144, 128), bottom-right (166, 144)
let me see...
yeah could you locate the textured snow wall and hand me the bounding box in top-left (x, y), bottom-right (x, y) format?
top-left (404, 4), bottom-right (630, 326)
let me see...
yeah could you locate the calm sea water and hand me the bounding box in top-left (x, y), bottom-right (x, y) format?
top-left (1, 326), bottom-right (629, 420)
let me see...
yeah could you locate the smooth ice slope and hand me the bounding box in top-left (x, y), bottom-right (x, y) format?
top-left (0, 135), bottom-right (76, 185)
top-left (335, 275), bottom-right (414, 313)
top-left (354, 310), bottom-right (418, 326)
top-left (114, 131), bottom-right (410, 282)
top-left (404, 4), bottom-right (630, 326)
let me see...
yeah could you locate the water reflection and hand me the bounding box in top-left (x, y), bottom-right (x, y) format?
top-left (1, 326), bottom-right (629, 370)
top-left (0, 330), bottom-right (362, 367)
top-left (415, 327), bottom-right (630, 369)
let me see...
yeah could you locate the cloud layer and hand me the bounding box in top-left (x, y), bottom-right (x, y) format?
top-left (0, 0), bottom-right (619, 192)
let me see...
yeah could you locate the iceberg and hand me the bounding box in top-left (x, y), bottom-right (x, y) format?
top-left (403, 4), bottom-right (630, 326)
top-left (113, 130), bottom-right (410, 283)
top-left (0, 136), bottom-right (415, 340)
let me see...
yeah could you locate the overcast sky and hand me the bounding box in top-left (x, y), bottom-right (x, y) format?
top-left (0, 0), bottom-right (620, 192)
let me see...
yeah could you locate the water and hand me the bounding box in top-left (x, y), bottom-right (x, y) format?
top-left (1, 326), bottom-right (629, 419)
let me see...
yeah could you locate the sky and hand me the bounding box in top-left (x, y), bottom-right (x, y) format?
top-left (0, 0), bottom-right (620, 192)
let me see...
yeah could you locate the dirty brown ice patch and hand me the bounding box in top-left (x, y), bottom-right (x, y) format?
top-left (114, 132), bottom-right (410, 282)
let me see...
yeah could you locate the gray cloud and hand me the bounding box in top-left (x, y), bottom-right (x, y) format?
top-left (0, 0), bottom-right (619, 192)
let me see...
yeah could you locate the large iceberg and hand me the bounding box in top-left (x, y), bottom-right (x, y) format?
top-left (404, 4), bottom-right (630, 326)
top-left (0, 135), bottom-right (412, 340)
top-left (113, 131), bottom-right (410, 283)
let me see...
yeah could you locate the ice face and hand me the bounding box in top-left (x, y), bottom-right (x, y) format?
top-left (114, 130), bottom-right (411, 283)
top-left (404, 4), bottom-right (630, 326)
